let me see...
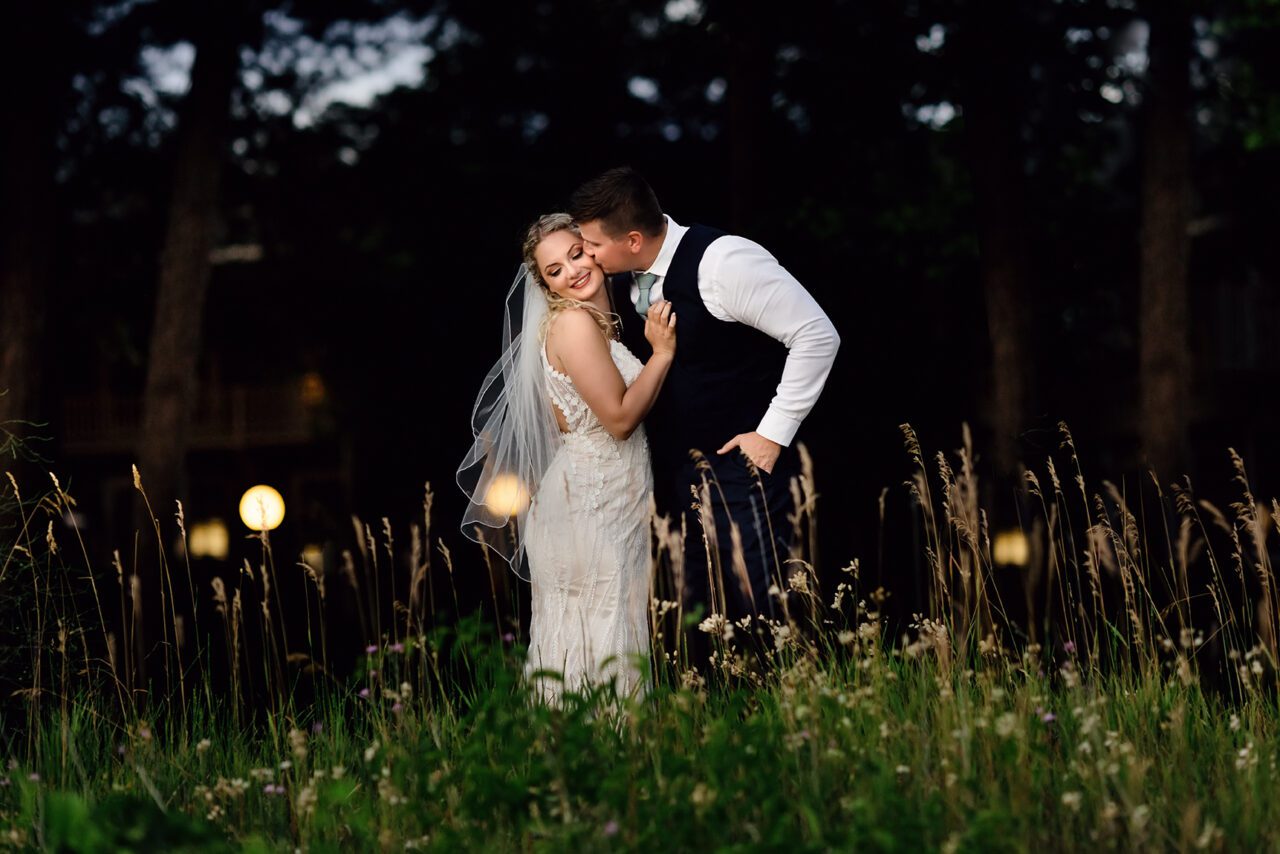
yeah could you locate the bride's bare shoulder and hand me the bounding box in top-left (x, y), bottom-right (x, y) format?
top-left (546, 308), bottom-right (604, 343)
top-left (545, 308), bottom-right (608, 369)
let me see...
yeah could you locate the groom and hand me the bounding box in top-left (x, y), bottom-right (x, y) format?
top-left (569, 167), bottom-right (840, 624)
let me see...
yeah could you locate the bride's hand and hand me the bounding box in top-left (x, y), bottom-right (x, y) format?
top-left (643, 300), bottom-right (677, 358)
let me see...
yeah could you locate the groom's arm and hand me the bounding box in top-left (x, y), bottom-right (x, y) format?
top-left (702, 236), bottom-right (840, 458)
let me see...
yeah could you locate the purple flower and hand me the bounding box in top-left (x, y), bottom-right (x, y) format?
top-left (27, 773), bottom-right (39, 782)
top-left (1063, 640), bottom-right (1077, 654)
top-left (369, 669), bottom-right (378, 679)
top-left (311, 721), bottom-right (324, 734)
top-left (1041, 712), bottom-right (1057, 724)
top-left (139, 727), bottom-right (152, 741)
top-left (502, 632), bottom-right (515, 643)
top-left (359, 688), bottom-right (370, 699)
top-left (0, 779), bottom-right (9, 788)
top-left (603, 820), bottom-right (619, 837)
top-left (365, 644), bottom-right (378, 655)
top-left (390, 642), bottom-right (404, 653)
top-left (391, 703), bottom-right (403, 714)
top-left (263, 783), bottom-right (284, 796)
top-left (798, 729), bottom-right (811, 740)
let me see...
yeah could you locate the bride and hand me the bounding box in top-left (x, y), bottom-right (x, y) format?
top-left (458, 212), bottom-right (677, 703)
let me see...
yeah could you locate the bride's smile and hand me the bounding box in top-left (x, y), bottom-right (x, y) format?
top-left (534, 230), bottom-right (607, 307)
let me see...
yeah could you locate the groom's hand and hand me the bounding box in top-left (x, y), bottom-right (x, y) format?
top-left (717, 432), bottom-right (781, 474)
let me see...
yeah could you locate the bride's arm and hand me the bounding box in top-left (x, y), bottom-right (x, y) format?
top-left (549, 305), bottom-right (676, 442)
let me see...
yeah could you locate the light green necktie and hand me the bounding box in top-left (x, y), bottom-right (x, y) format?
top-left (634, 272), bottom-right (658, 317)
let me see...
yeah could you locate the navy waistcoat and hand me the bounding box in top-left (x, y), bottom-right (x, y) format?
top-left (614, 224), bottom-right (788, 474)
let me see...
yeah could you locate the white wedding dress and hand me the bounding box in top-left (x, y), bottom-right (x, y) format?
top-left (521, 332), bottom-right (654, 704)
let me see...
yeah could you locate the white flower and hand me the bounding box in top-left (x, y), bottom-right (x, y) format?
top-left (195, 738), bottom-right (212, 754)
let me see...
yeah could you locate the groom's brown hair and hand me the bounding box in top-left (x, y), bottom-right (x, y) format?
top-left (568, 167), bottom-right (665, 239)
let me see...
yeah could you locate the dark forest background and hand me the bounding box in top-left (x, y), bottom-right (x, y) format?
top-left (2, 0), bottom-right (1279, 670)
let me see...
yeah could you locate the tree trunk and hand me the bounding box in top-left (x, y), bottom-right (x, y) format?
top-left (0, 7), bottom-right (57, 451)
top-left (133, 6), bottom-right (243, 677)
top-left (1138, 1), bottom-right (1193, 480)
top-left (956, 0), bottom-right (1033, 482)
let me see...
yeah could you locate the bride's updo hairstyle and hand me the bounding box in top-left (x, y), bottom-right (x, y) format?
top-left (521, 212), bottom-right (616, 342)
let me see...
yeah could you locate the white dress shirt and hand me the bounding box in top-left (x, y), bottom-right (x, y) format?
top-left (630, 215), bottom-right (841, 447)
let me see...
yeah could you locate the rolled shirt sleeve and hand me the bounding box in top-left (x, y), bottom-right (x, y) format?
top-left (698, 236), bottom-right (841, 447)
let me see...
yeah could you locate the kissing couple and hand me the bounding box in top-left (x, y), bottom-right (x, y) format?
top-left (458, 167), bottom-right (840, 703)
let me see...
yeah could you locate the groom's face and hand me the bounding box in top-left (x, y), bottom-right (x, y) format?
top-left (577, 220), bottom-right (638, 275)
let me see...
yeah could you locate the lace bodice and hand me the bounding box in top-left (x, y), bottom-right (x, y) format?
top-left (542, 338), bottom-right (645, 434)
top-left (523, 332), bottom-right (653, 705)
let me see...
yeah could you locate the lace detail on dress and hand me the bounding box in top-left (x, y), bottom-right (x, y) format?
top-left (522, 332), bottom-right (652, 704)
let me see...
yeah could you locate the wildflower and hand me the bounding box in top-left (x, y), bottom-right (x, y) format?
top-left (263, 783), bottom-right (285, 796)
top-left (139, 727), bottom-right (152, 741)
top-left (391, 703), bottom-right (403, 715)
top-left (27, 773), bottom-right (39, 782)
top-left (400, 682), bottom-right (413, 700)
top-left (698, 614), bottom-right (727, 636)
top-left (1236, 741), bottom-right (1257, 771)
top-left (369, 669), bottom-right (378, 679)
top-left (279, 760), bottom-right (293, 771)
top-left (1196, 819), bottom-right (1223, 850)
top-left (1130, 804), bottom-right (1151, 834)
top-left (995, 713), bottom-right (1018, 738)
top-left (196, 738), bottom-right (212, 754)
top-left (365, 644), bottom-right (378, 655)
top-left (390, 642), bottom-right (404, 653)
top-left (603, 820), bottom-right (619, 837)
top-left (1041, 712), bottom-right (1057, 724)
top-left (895, 765), bottom-right (910, 777)
top-left (837, 630), bottom-right (856, 646)
top-left (359, 688), bottom-right (370, 699)
top-left (1061, 791), bottom-right (1082, 812)
top-left (289, 728), bottom-right (307, 761)
top-left (690, 782), bottom-right (716, 808)
top-left (1230, 714), bottom-right (1241, 732)
top-left (502, 632), bottom-right (515, 643)
top-left (296, 784), bottom-right (317, 817)
top-left (364, 741), bottom-right (380, 763)
top-left (1063, 640), bottom-right (1077, 654)
top-left (311, 721), bottom-right (324, 734)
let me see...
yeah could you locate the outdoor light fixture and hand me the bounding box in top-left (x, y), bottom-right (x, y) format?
top-left (299, 371), bottom-right (326, 406)
top-left (992, 529), bottom-right (1030, 567)
top-left (483, 473), bottom-right (530, 517)
top-left (300, 543), bottom-right (324, 572)
top-left (188, 518), bottom-right (230, 560)
top-left (239, 484), bottom-right (286, 531)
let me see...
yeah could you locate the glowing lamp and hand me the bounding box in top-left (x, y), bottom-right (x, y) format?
top-left (189, 519), bottom-right (230, 560)
top-left (300, 543), bottom-right (324, 571)
top-left (300, 371), bottom-right (326, 406)
top-left (483, 474), bottom-right (530, 518)
top-left (239, 485), bottom-right (286, 531)
top-left (992, 529), bottom-right (1030, 567)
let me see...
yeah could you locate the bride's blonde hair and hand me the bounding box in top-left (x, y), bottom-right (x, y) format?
top-left (521, 213), bottom-right (616, 342)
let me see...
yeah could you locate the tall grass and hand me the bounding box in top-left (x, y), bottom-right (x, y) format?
top-left (1, 423), bottom-right (1278, 850)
